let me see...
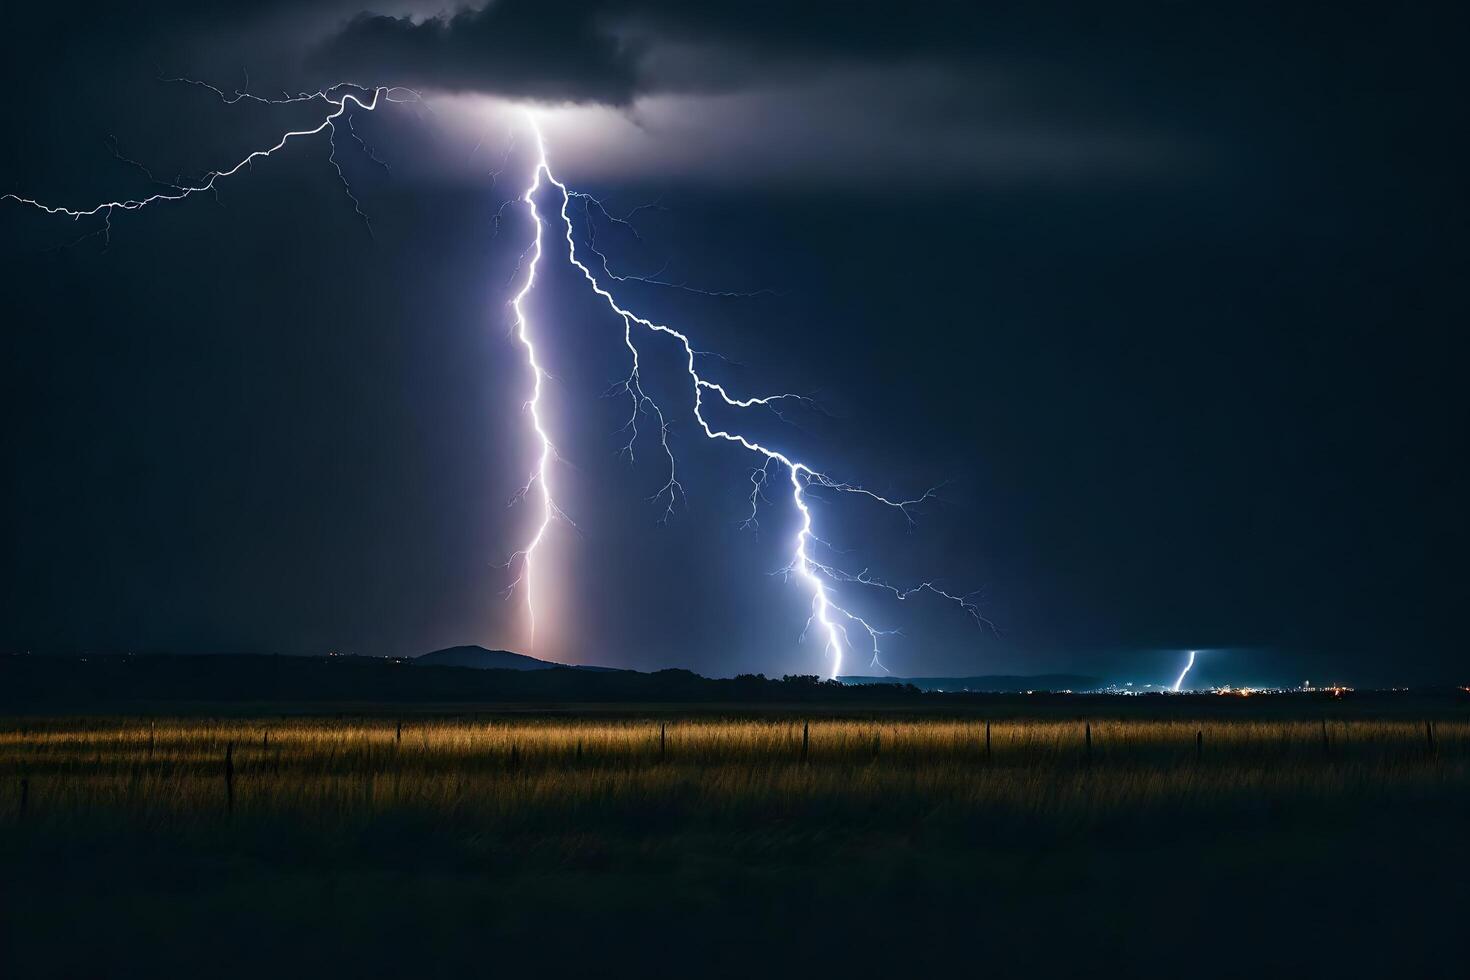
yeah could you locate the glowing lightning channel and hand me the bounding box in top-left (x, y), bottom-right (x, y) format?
top-left (1173, 650), bottom-right (1197, 692)
top-left (499, 153), bottom-right (560, 644)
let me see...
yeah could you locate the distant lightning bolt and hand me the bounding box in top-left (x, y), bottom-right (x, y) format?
top-left (1173, 650), bottom-right (1197, 692)
top-left (4, 85), bottom-right (991, 679)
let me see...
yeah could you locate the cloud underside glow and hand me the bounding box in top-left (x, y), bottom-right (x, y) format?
top-left (415, 79), bottom-right (1172, 186)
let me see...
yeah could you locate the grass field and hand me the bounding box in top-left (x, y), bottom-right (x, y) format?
top-left (3, 708), bottom-right (1467, 977)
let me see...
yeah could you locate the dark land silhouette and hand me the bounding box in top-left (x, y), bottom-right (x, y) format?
top-left (4, 650), bottom-right (1464, 714)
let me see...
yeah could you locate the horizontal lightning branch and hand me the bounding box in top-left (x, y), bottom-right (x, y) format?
top-left (3, 78), bottom-right (421, 244)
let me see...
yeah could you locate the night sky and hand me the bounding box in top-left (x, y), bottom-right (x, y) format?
top-left (1, 2), bottom-right (1464, 686)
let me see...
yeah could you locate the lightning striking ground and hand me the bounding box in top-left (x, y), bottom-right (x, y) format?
top-left (498, 151), bottom-right (564, 644)
top-left (1173, 650), bottom-right (1198, 692)
top-left (4, 86), bottom-right (989, 679)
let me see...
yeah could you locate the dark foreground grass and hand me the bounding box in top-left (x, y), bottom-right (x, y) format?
top-left (2, 709), bottom-right (1466, 977)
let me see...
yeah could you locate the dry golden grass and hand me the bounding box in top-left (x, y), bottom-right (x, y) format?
top-left (2, 715), bottom-right (1463, 834)
top-left (3, 712), bottom-right (1468, 979)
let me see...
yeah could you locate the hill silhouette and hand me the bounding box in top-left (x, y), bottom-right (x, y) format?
top-left (414, 646), bottom-right (559, 670)
top-left (413, 645), bottom-right (623, 672)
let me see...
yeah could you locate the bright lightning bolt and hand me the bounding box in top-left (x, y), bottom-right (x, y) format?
top-left (1173, 650), bottom-right (1197, 692)
top-left (4, 84), bottom-right (993, 679)
top-left (498, 146), bottom-right (563, 644)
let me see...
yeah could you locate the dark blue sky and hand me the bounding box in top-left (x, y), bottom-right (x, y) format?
top-left (1, 2), bottom-right (1464, 686)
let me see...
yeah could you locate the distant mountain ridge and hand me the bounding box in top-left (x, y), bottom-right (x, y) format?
top-left (840, 674), bottom-right (1103, 693)
top-left (413, 650), bottom-right (1101, 691)
top-left (0, 654), bottom-right (965, 705)
top-left (413, 645), bottom-right (621, 672)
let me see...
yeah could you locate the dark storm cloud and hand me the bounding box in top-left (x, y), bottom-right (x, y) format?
top-left (314, 1), bottom-right (641, 103)
top-left (298, 1), bottom-right (1283, 102)
top-left (300, 0), bottom-right (1450, 183)
top-left (308, 0), bottom-right (1019, 102)
top-left (302, 0), bottom-right (1207, 178)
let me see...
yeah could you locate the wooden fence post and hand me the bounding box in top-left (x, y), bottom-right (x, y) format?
top-left (1426, 720), bottom-right (1436, 756)
top-left (986, 722), bottom-right (992, 765)
top-left (1085, 722), bottom-right (1093, 768)
top-left (801, 721), bottom-right (810, 765)
top-left (1196, 730), bottom-right (1203, 763)
top-left (224, 742), bottom-right (235, 816)
top-left (396, 720), bottom-right (402, 746)
top-left (1321, 719), bottom-right (1330, 756)
top-left (660, 723), bottom-right (667, 762)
